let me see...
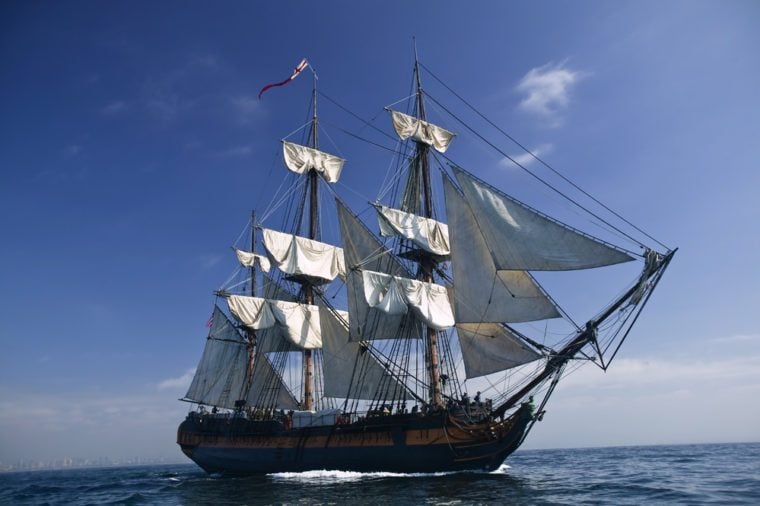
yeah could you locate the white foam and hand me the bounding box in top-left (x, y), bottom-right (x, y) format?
top-left (489, 463), bottom-right (511, 475)
top-left (268, 466), bottom-right (510, 483)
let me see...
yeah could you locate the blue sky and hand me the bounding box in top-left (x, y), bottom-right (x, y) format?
top-left (1, 0), bottom-right (759, 464)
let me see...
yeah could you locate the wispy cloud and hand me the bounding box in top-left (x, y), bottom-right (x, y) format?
top-left (62, 144), bottom-right (83, 157)
top-left (230, 95), bottom-right (260, 125)
top-left (191, 54), bottom-right (218, 69)
top-left (157, 368), bottom-right (195, 391)
top-left (217, 145), bottom-right (253, 158)
top-left (0, 387), bottom-right (190, 462)
top-left (198, 253), bottom-right (223, 269)
top-left (557, 355), bottom-right (760, 391)
top-left (516, 62), bottom-right (584, 126)
top-left (139, 53), bottom-right (220, 123)
top-left (711, 333), bottom-right (760, 344)
top-left (142, 77), bottom-right (186, 122)
top-left (33, 166), bottom-right (88, 184)
top-left (500, 143), bottom-right (554, 169)
top-left (184, 140), bottom-right (203, 151)
top-left (521, 354), bottom-right (760, 449)
top-left (101, 100), bottom-right (128, 115)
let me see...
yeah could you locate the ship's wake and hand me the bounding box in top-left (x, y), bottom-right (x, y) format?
top-left (268, 465), bottom-right (511, 483)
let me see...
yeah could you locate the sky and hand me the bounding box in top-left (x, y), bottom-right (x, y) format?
top-left (1, 0), bottom-right (759, 465)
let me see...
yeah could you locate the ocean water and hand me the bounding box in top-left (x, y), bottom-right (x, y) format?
top-left (1, 443), bottom-right (758, 505)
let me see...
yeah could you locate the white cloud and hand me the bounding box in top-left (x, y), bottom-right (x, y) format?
top-left (500, 143), bottom-right (554, 169)
top-left (0, 387), bottom-right (190, 462)
top-left (522, 354), bottom-right (760, 449)
top-left (516, 62), bottom-right (583, 125)
top-left (157, 368), bottom-right (195, 391)
top-left (556, 355), bottom-right (760, 390)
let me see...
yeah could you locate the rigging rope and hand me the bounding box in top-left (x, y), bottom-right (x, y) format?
top-left (425, 91), bottom-right (647, 254)
top-left (419, 62), bottom-right (670, 251)
top-left (281, 121), bottom-right (312, 142)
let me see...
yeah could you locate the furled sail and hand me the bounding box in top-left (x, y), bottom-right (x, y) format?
top-left (362, 270), bottom-right (455, 330)
top-left (443, 176), bottom-right (560, 323)
top-left (454, 168), bottom-right (634, 271)
top-left (234, 248), bottom-right (271, 272)
top-left (262, 228), bottom-right (346, 282)
top-left (282, 141), bottom-right (345, 183)
top-left (376, 205), bottom-right (450, 256)
top-left (337, 200), bottom-right (418, 341)
top-left (227, 295), bottom-right (338, 349)
top-left (184, 306), bottom-right (248, 409)
top-left (456, 323), bottom-right (541, 379)
top-left (390, 110), bottom-right (455, 153)
top-left (320, 306), bottom-right (413, 400)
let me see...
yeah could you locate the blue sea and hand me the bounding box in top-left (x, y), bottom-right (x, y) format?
top-left (1, 443), bottom-right (758, 505)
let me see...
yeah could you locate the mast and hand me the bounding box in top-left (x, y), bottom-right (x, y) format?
top-left (301, 72), bottom-right (319, 411)
top-left (413, 48), bottom-right (443, 408)
top-left (250, 210), bottom-right (257, 297)
top-left (245, 211), bottom-right (257, 391)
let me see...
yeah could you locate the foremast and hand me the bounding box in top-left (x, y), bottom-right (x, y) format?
top-left (245, 210), bottom-right (257, 391)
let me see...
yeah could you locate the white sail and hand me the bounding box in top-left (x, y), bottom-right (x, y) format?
top-left (443, 176), bottom-right (560, 323)
top-left (390, 110), bottom-right (455, 153)
top-left (227, 294), bottom-right (349, 350)
top-left (337, 200), bottom-right (418, 341)
top-left (283, 141), bottom-right (345, 183)
top-left (454, 168), bottom-right (634, 271)
top-left (262, 228), bottom-right (346, 282)
top-left (257, 274), bottom-right (298, 353)
top-left (376, 205), bottom-right (450, 256)
top-left (234, 248), bottom-right (271, 272)
top-left (269, 299), bottom-right (341, 349)
top-left (456, 323), bottom-right (541, 379)
top-left (362, 270), bottom-right (455, 330)
top-left (320, 306), bottom-right (413, 400)
top-left (184, 307), bottom-right (249, 409)
top-left (246, 353), bottom-right (300, 409)
top-left (227, 295), bottom-right (277, 330)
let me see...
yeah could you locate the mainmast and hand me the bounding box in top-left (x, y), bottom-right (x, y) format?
top-left (413, 52), bottom-right (443, 408)
top-left (301, 73), bottom-right (319, 411)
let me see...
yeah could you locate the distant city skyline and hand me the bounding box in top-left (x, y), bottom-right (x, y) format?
top-left (1, 0), bottom-right (759, 464)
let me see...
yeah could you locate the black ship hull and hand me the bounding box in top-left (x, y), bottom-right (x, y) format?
top-left (177, 409), bottom-right (533, 474)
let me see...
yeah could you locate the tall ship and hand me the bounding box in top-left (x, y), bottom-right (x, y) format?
top-left (177, 55), bottom-right (674, 474)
